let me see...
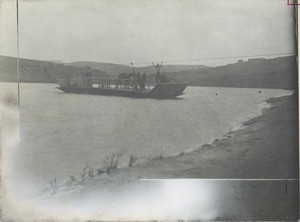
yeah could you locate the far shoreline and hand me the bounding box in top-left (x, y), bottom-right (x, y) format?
top-left (0, 80), bottom-right (296, 91)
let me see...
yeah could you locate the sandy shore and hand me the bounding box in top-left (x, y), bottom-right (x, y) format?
top-left (114, 94), bottom-right (298, 180)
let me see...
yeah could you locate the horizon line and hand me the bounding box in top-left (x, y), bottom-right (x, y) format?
top-left (0, 52), bottom-right (296, 67)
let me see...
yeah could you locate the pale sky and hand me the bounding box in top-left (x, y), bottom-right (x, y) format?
top-left (0, 0), bottom-right (296, 66)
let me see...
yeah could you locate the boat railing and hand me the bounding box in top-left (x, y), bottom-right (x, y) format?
top-left (58, 77), bottom-right (153, 90)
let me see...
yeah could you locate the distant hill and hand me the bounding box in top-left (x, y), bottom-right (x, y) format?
top-left (0, 55), bottom-right (297, 90)
top-left (66, 61), bottom-right (132, 77)
top-left (0, 56), bottom-right (108, 83)
top-left (150, 56), bottom-right (296, 90)
top-left (66, 61), bottom-right (206, 77)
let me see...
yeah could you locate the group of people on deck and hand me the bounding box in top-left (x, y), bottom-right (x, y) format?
top-left (130, 63), bottom-right (147, 90)
top-left (153, 62), bottom-right (164, 83)
top-left (74, 61), bottom-right (168, 90)
top-left (131, 61), bottom-right (168, 90)
top-left (134, 71), bottom-right (147, 90)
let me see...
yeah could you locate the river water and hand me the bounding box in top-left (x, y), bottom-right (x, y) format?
top-left (0, 82), bottom-right (292, 194)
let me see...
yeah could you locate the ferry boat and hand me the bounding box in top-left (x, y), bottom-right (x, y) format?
top-left (56, 77), bottom-right (188, 99)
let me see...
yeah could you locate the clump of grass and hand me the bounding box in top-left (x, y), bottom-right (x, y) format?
top-left (77, 164), bottom-right (96, 183)
top-left (97, 168), bottom-right (105, 175)
top-left (99, 148), bottom-right (125, 174)
top-left (47, 149), bottom-right (128, 193)
top-left (102, 153), bottom-right (118, 173)
top-left (70, 175), bottom-right (78, 183)
top-left (79, 164), bottom-right (89, 182)
top-left (49, 177), bottom-right (58, 194)
top-left (128, 153), bottom-right (138, 167)
top-left (81, 165), bottom-right (88, 178)
top-left (87, 166), bottom-right (94, 178)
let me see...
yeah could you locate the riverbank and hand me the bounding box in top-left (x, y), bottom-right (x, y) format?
top-left (114, 93), bottom-right (298, 179)
top-left (0, 90), bottom-right (297, 221)
top-left (34, 93), bottom-right (299, 221)
top-left (49, 93), bottom-right (298, 183)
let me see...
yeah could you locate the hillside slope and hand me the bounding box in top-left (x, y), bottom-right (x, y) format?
top-left (67, 61), bottom-right (206, 77)
top-left (0, 56), bottom-right (108, 83)
top-left (160, 56), bottom-right (297, 90)
top-left (0, 56), bottom-right (297, 90)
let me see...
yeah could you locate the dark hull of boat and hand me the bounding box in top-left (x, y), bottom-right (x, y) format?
top-left (57, 83), bottom-right (188, 99)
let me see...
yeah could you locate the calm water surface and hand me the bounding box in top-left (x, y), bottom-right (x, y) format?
top-left (0, 82), bottom-right (292, 193)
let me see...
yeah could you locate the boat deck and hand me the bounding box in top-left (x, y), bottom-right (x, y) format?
top-left (57, 77), bottom-right (188, 99)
